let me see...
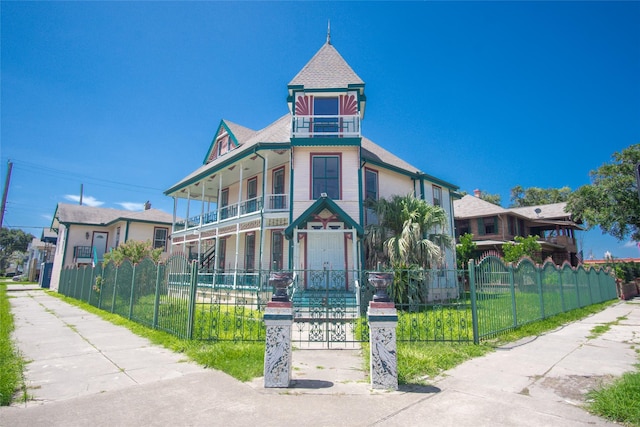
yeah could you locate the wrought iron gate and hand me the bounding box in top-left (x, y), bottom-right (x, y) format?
top-left (290, 269), bottom-right (373, 348)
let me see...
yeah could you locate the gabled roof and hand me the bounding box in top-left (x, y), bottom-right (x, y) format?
top-left (203, 120), bottom-right (257, 165)
top-left (51, 203), bottom-right (173, 231)
top-left (288, 42), bottom-right (364, 90)
top-left (454, 197), bottom-right (581, 228)
top-left (165, 115), bottom-right (291, 194)
top-left (453, 195), bottom-right (508, 219)
top-left (284, 195), bottom-right (364, 239)
top-left (509, 203), bottom-right (571, 220)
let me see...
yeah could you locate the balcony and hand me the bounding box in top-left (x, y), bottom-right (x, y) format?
top-left (291, 114), bottom-right (360, 138)
top-left (173, 194), bottom-right (289, 232)
top-left (73, 245), bottom-right (94, 264)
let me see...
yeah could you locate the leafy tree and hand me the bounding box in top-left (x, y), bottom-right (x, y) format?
top-left (0, 228), bottom-right (33, 272)
top-left (103, 240), bottom-right (162, 266)
top-left (566, 144), bottom-right (640, 242)
top-left (364, 194), bottom-right (453, 269)
top-left (456, 233), bottom-right (477, 270)
top-left (479, 192), bottom-right (501, 206)
top-left (502, 235), bottom-right (542, 263)
top-left (510, 185), bottom-right (572, 207)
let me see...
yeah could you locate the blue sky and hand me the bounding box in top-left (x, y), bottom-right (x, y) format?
top-left (1, 1), bottom-right (639, 260)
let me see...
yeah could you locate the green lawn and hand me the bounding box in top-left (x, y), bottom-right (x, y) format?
top-left (0, 281), bottom-right (26, 405)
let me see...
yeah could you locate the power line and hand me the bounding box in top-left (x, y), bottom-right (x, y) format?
top-left (7, 159), bottom-right (166, 192)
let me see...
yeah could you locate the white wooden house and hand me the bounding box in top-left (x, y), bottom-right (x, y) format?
top-left (165, 37), bottom-right (459, 294)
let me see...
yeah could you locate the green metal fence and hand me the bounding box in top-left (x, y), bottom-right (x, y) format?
top-left (57, 254), bottom-right (617, 344)
top-left (469, 256), bottom-right (617, 343)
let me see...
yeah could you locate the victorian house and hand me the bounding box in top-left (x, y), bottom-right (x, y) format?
top-left (164, 36), bottom-right (459, 294)
top-left (453, 191), bottom-right (583, 266)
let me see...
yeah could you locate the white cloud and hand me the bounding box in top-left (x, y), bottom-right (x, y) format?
top-left (623, 241), bottom-right (639, 248)
top-left (64, 195), bottom-right (104, 207)
top-left (117, 202), bottom-right (144, 211)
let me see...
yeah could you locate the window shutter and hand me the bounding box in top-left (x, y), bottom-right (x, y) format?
top-left (477, 218), bottom-right (485, 236)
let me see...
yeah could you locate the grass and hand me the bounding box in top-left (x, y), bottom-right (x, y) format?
top-left (0, 282), bottom-right (26, 406)
top-left (48, 291), bottom-right (265, 382)
top-left (5, 286), bottom-right (639, 423)
top-left (586, 369), bottom-right (640, 426)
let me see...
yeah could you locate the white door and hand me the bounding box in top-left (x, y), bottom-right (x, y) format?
top-left (306, 232), bottom-right (346, 291)
top-left (92, 232), bottom-right (109, 262)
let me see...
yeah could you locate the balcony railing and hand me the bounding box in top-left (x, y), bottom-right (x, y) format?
top-left (291, 114), bottom-right (360, 138)
top-left (173, 194), bottom-right (289, 232)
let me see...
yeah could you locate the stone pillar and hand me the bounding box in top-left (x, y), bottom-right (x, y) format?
top-left (367, 301), bottom-right (399, 390)
top-left (263, 301), bottom-right (294, 388)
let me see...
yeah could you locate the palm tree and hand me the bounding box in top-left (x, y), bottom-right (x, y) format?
top-left (364, 194), bottom-right (453, 270)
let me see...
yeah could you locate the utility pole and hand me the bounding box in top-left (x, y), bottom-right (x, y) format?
top-left (80, 184), bottom-right (83, 206)
top-left (635, 162), bottom-right (640, 202)
top-left (0, 160), bottom-right (13, 228)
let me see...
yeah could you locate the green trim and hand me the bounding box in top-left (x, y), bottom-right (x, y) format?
top-left (124, 220), bottom-right (130, 242)
top-left (357, 153), bottom-right (364, 226)
top-left (58, 218), bottom-right (172, 228)
top-left (60, 226), bottom-right (70, 269)
top-left (367, 315), bottom-right (398, 322)
top-left (284, 195), bottom-right (364, 239)
top-left (202, 120), bottom-right (241, 165)
top-left (290, 137), bottom-right (361, 147)
top-left (363, 156), bottom-right (459, 191)
top-left (288, 163), bottom-right (295, 267)
top-left (263, 314), bottom-right (294, 321)
top-left (165, 143), bottom-right (292, 195)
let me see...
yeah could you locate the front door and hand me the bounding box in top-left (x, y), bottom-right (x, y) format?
top-left (306, 231), bottom-right (346, 291)
top-left (92, 232), bottom-right (108, 263)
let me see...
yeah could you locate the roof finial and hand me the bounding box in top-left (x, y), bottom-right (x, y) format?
top-left (327, 19), bottom-right (331, 45)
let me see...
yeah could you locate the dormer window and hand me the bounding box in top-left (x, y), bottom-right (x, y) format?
top-left (217, 134), bottom-right (231, 157)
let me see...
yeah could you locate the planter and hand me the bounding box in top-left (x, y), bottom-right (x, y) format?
top-left (269, 271), bottom-right (294, 302)
top-left (368, 271), bottom-right (394, 303)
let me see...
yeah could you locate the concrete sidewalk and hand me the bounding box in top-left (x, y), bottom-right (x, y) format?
top-left (1, 285), bottom-right (638, 426)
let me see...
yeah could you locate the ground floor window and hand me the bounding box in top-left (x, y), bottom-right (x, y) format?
top-left (271, 230), bottom-right (283, 270)
top-left (245, 233), bottom-right (255, 271)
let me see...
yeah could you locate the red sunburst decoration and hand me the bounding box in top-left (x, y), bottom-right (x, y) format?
top-left (295, 95), bottom-right (311, 115)
top-left (340, 94), bottom-right (357, 115)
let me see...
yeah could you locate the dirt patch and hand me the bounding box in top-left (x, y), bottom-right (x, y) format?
top-left (541, 375), bottom-right (615, 402)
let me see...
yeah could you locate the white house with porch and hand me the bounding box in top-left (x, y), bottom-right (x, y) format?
top-left (165, 35), bottom-right (459, 295)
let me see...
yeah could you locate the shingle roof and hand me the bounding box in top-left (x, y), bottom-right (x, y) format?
top-left (288, 42), bottom-right (364, 89)
top-left (454, 196), bottom-right (573, 221)
top-left (508, 203), bottom-right (570, 220)
top-left (53, 203), bottom-right (173, 227)
top-left (361, 136), bottom-right (420, 173)
top-left (453, 195), bottom-right (508, 218)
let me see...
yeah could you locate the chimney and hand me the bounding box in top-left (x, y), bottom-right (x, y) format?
top-left (473, 189), bottom-right (481, 198)
top-left (144, 201), bottom-right (151, 210)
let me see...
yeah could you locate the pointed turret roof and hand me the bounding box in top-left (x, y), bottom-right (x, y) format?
top-left (288, 42), bottom-right (364, 89)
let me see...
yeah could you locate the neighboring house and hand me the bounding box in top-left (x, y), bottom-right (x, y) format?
top-left (24, 228), bottom-right (57, 282)
top-left (453, 191), bottom-right (583, 266)
top-left (49, 203), bottom-right (174, 291)
top-left (164, 36), bottom-right (459, 296)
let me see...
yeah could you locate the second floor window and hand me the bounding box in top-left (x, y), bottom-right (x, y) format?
top-left (153, 227), bottom-right (168, 250)
top-left (478, 217), bottom-right (498, 235)
top-left (433, 185), bottom-right (442, 207)
top-left (312, 155), bottom-right (340, 199)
